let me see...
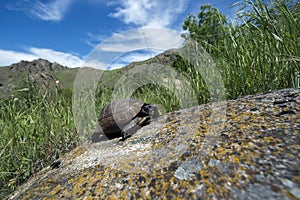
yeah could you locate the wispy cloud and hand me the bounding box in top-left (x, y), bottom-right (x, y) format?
top-left (7, 0), bottom-right (73, 21)
top-left (109, 0), bottom-right (188, 28)
top-left (0, 48), bottom-right (83, 68)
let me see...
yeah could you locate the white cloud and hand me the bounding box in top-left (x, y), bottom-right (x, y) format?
top-left (118, 50), bottom-right (162, 63)
top-left (0, 50), bottom-right (38, 67)
top-left (29, 48), bottom-right (84, 67)
top-left (0, 48), bottom-right (83, 68)
top-left (85, 28), bottom-right (184, 70)
top-left (107, 63), bottom-right (126, 70)
top-left (99, 28), bottom-right (184, 52)
top-left (108, 49), bottom-right (163, 70)
top-left (86, 0), bottom-right (188, 48)
top-left (109, 0), bottom-right (188, 28)
top-left (7, 0), bottom-right (73, 21)
top-left (85, 28), bottom-right (185, 70)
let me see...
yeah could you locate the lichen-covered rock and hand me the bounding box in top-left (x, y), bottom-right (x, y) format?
top-left (9, 88), bottom-right (300, 199)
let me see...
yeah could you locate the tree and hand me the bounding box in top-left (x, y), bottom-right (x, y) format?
top-left (182, 4), bottom-right (227, 52)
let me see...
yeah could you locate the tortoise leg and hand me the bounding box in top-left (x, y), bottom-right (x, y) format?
top-left (121, 116), bottom-right (150, 140)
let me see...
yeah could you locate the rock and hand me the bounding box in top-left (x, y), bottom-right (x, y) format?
top-left (28, 72), bottom-right (57, 89)
top-left (8, 88), bottom-right (300, 199)
top-left (9, 59), bottom-right (66, 73)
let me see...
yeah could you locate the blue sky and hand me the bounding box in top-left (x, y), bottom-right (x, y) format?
top-left (0, 0), bottom-right (239, 69)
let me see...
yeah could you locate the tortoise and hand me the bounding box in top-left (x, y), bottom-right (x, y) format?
top-left (91, 98), bottom-right (159, 142)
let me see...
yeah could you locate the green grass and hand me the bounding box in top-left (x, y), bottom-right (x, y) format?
top-left (217, 0), bottom-right (300, 98)
top-left (0, 84), bottom-right (78, 198)
top-left (181, 0), bottom-right (299, 100)
top-left (1, 0), bottom-right (299, 198)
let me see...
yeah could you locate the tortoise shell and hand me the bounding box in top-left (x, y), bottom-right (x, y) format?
top-left (98, 98), bottom-right (146, 139)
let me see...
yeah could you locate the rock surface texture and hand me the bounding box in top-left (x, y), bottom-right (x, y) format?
top-left (9, 88), bottom-right (300, 199)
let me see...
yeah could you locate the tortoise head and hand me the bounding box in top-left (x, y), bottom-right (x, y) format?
top-left (141, 104), bottom-right (160, 119)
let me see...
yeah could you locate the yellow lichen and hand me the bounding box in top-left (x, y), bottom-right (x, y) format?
top-left (69, 145), bottom-right (88, 160)
top-left (49, 184), bottom-right (62, 195)
top-left (231, 155), bottom-right (240, 164)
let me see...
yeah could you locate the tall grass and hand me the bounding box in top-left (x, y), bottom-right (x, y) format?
top-left (0, 84), bottom-right (78, 198)
top-left (218, 0), bottom-right (300, 98)
top-left (181, 0), bottom-right (299, 100)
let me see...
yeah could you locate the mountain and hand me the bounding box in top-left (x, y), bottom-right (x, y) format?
top-left (0, 59), bottom-right (78, 98)
top-left (0, 50), bottom-right (179, 98)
